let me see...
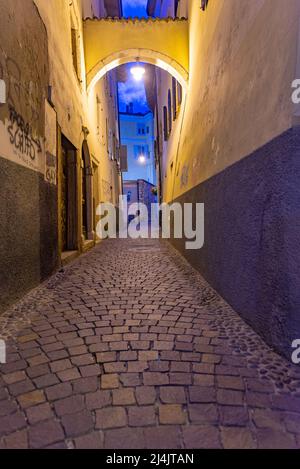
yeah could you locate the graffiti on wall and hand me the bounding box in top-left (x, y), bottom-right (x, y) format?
top-left (0, 52), bottom-right (46, 174)
top-left (7, 105), bottom-right (42, 160)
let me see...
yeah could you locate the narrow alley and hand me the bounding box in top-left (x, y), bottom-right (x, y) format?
top-left (0, 238), bottom-right (299, 449)
top-left (1, 0), bottom-right (300, 453)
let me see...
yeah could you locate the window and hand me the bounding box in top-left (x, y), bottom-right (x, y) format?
top-left (163, 106), bottom-right (168, 141)
top-left (71, 28), bottom-right (79, 77)
top-left (172, 78), bottom-right (177, 120)
top-left (200, 0), bottom-right (209, 11)
top-left (134, 145), bottom-right (149, 159)
top-left (168, 90), bottom-right (172, 134)
top-left (137, 123), bottom-right (146, 135)
top-left (177, 82), bottom-right (182, 106)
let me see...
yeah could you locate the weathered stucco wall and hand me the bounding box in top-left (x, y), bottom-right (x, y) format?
top-left (0, 0), bottom-right (121, 312)
top-left (0, 0), bottom-right (56, 313)
top-left (165, 0), bottom-right (300, 201)
top-left (163, 0), bottom-right (300, 357)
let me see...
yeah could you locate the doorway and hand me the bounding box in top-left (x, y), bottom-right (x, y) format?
top-left (61, 135), bottom-right (78, 252)
top-left (81, 140), bottom-right (93, 240)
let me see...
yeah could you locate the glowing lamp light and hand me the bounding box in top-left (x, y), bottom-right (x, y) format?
top-left (138, 155), bottom-right (146, 164)
top-left (130, 64), bottom-right (145, 81)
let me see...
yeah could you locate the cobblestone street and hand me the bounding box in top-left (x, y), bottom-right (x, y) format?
top-left (0, 239), bottom-right (300, 449)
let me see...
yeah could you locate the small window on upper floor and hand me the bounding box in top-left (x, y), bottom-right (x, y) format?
top-left (163, 106), bottom-right (168, 142)
top-left (201, 0), bottom-right (209, 11)
top-left (168, 90), bottom-right (172, 134)
top-left (177, 82), bottom-right (182, 107)
top-left (137, 123), bottom-right (146, 135)
top-left (172, 78), bottom-right (177, 121)
top-left (71, 28), bottom-right (79, 78)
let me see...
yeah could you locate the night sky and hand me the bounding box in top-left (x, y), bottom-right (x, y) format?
top-left (119, 1), bottom-right (150, 114)
top-left (122, 0), bottom-right (148, 18)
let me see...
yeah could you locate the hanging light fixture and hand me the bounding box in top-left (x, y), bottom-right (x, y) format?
top-left (130, 59), bottom-right (145, 82)
top-left (138, 155), bottom-right (146, 164)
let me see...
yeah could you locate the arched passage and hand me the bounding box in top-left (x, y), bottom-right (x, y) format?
top-left (83, 18), bottom-right (189, 93)
top-left (87, 48), bottom-right (189, 94)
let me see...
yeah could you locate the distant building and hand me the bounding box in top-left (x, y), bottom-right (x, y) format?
top-left (123, 179), bottom-right (157, 224)
top-left (119, 105), bottom-right (156, 185)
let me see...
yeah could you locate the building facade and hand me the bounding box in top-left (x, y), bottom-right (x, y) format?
top-left (0, 0), bottom-right (122, 313)
top-left (120, 107), bottom-right (156, 184)
top-left (150, 0), bottom-right (300, 358)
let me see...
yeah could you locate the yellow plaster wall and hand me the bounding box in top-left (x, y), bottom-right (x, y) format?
top-left (163, 0), bottom-right (300, 202)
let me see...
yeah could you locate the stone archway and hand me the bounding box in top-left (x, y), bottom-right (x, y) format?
top-left (81, 139), bottom-right (93, 241)
top-left (83, 18), bottom-right (189, 93)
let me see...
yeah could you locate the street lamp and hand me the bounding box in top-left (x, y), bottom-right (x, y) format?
top-left (130, 63), bottom-right (145, 82)
top-left (138, 154), bottom-right (146, 164)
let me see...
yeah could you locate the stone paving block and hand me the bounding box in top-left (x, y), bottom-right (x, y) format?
top-left (96, 352), bottom-right (116, 363)
top-left (138, 351), bottom-right (158, 361)
top-left (104, 427), bottom-right (145, 449)
top-left (0, 399), bottom-right (18, 417)
top-left (144, 425), bottom-right (181, 449)
top-left (18, 390), bottom-right (45, 409)
top-left (79, 364), bottom-right (101, 378)
top-left (143, 372), bottom-right (169, 386)
top-left (34, 373), bottom-right (59, 389)
top-left (0, 412), bottom-right (27, 437)
top-left (101, 374), bottom-right (119, 389)
top-left (45, 382), bottom-right (72, 401)
top-left (183, 425), bottom-right (221, 449)
top-left (85, 390), bottom-right (111, 410)
top-left (135, 386), bottom-right (156, 405)
top-left (188, 403), bottom-right (218, 424)
top-left (2, 371), bottom-right (26, 385)
top-left (57, 368), bottom-right (81, 382)
top-left (119, 351), bottom-right (137, 361)
top-left (74, 431), bottom-right (104, 449)
top-left (62, 410), bottom-right (94, 438)
top-left (29, 420), bottom-right (65, 449)
top-left (26, 403), bottom-right (53, 425)
top-left (219, 405), bottom-right (249, 427)
top-left (128, 406), bottom-right (156, 427)
top-left (95, 407), bottom-right (127, 429)
top-left (9, 379), bottom-right (35, 396)
top-left (72, 376), bottom-right (98, 393)
top-left (189, 386), bottom-right (216, 403)
top-left (112, 388), bottom-right (136, 406)
top-left (252, 408), bottom-right (284, 431)
top-left (169, 372), bottom-right (192, 385)
top-left (159, 404), bottom-right (186, 425)
top-left (4, 429), bottom-right (28, 449)
top-left (128, 361), bottom-right (148, 373)
top-left (54, 395), bottom-right (85, 416)
top-left (160, 386), bottom-right (186, 404)
top-left (221, 427), bottom-right (257, 449)
top-left (217, 389), bottom-right (244, 406)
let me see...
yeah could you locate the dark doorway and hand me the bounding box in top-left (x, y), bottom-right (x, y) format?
top-left (61, 135), bottom-right (78, 251)
top-left (81, 140), bottom-right (93, 240)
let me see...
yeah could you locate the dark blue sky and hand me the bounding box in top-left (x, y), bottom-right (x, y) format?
top-left (122, 0), bottom-right (148, 18)
top-left (118, 2), bottom-right (150, 113)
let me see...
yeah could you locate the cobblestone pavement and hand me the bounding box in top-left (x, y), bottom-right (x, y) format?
top-left (0, 239), bottom-right (300, 449)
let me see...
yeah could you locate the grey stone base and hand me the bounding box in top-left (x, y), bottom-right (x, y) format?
top-left (0, 156), bottom-right (58, 313)
top-left (170, 127), bottom-right (300, 358)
